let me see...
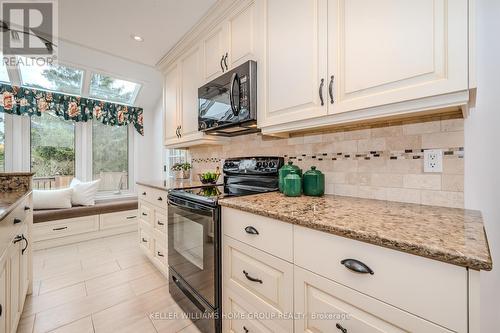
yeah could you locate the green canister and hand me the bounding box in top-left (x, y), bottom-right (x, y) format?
top-left (303, 166), bottom-right (325, 196)
top-left (283, 170), bottom-right (302, 197)
top-left (278, 161), bottom-right (302, 193)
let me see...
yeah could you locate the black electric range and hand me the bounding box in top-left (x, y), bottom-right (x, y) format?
top-left (167, 157), bottom-right (284, 333)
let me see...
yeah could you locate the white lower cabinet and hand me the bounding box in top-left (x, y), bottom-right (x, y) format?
top-left (137, 185), bottom-right (168, 275)
top-left (221, 207), bottom-right (474, 333)
top-left (0, 194), bottom-right (33, 333)
top-left (294, 266), bottom-right (453, 333)
top-left (0, 265), bottom-right (6, 333)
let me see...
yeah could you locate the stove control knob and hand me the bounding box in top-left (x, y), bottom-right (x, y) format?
top-left (268, 161), bottom-right (275, 168)
top-left (262, 162), bottom-right (268, 168)
top-left (256, 162), bottom-right (262, 169)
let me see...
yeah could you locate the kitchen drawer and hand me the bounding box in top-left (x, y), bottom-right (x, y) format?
top-left (137, 185), bottom-right (167, 208)
top-left (0, 195), bottom-right (31, 253)
top-left (294, 266), bottom-right (453, 333)
top-left (33, 215), bottom-right (99, 241)
top-left (153, 210), bottom-right (167, 234)
top-left (223, 288), bottom-right (288, 333)
top-left (223, 236), bottom-right (293, 332)
top-left (152, 240), bottom-right (167, 271)
top-left (138, 201), bottom-right (154, 226)
top-left (100, 210), bottom-right (138, 230)
top-left (222, 207), bottom-right (293, 262)
top-left (139, 227), bottom-right (153, 255)
top-left (294, 225), bottom-right (467, 332)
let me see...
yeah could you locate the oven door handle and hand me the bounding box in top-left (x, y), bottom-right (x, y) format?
top-left (229, 72), bottom-right (241, 117)
top-left (167, 199), bottom-right (214, 214)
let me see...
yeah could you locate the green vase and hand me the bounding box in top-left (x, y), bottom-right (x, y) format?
top-left (278, 161), bottom-right (302, 193)
top-left (283, 170), bottom-right (302, 197)
top-left (303, 166), bottom-right (325, 197)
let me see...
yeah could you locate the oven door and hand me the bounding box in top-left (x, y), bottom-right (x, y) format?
top-left (168, 195), bottom-right (219, 309)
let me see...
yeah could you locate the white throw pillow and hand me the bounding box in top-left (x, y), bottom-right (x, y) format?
top-left (33, 188), bottom-right (73, 210)
top-left (70, 178), bottom-right (101, 206)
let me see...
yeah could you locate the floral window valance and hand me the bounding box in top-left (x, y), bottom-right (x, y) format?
top-left (0, 83), bottom-right (144, 135)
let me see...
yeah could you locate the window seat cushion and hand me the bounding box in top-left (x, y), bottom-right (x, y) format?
top-left (33, 199), bottom-right (138, 223)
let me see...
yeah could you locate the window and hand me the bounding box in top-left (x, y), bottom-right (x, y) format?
top-left (18, 57), bottom-right (84, 95)
top-left (0, 113), bottom-right (4, 172)
top-left (92, 121), bottom-right (129, 192)
top-left (31, 112), bottom-right (75, 189)
top-left (89, 73), bottom-right (140, 105)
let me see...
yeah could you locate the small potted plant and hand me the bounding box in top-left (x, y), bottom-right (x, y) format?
top-left (171, 162), bottom-right (192, 179)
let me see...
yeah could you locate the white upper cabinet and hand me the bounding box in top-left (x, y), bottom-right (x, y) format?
top-left (227, 1), bottom-right (257, 69)
top-left (203, 24), bottom-right (227, 82)
top-left (179, 45), bottom-right (203, 139)
top-left (258, 0), bottom-right (328, 127)
top-left (203, 1), bottom-right (257, 83)
top-left (329, 0), bottom-right (468, 114)
top-left (163, 64), bottom-right (179, 145)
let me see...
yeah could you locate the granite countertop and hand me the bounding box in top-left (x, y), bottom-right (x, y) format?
top-left (219, 192), bottom-right (492, 271)
top-left (136, 179), bottom-right (223, 191)
top-left (0, 190), bottom-right (32, 220)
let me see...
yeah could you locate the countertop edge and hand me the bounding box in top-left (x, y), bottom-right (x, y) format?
top-left (0, 190), bottom-right (33, 221)
top-left (219, 200), bottom-right (493, 271)
top-left (136, 180), bottom-right (224, 191)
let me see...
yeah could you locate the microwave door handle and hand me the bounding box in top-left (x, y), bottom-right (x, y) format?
top-left (229, 72), bottom-right (240, 117)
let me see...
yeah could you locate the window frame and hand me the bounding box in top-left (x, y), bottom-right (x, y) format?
top-left (29, 111), bottom-right (77, 186)
top-left (16, 57), bottom-right (86, 97)
top-left (88, 72), bottom-right (142, 105)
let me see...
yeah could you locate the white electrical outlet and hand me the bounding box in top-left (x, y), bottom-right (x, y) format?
top-left (424, 149), bottom-right (443, 173)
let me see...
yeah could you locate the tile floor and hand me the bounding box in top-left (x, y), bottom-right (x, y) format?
top-left (18, 232), bottom-right (202, 333)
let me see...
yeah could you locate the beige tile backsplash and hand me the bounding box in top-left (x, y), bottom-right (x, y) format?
top-left (188, 116), bottom-right (465, 208)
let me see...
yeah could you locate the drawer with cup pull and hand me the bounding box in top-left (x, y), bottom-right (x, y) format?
top-left (138, 202), bottom-right (153, 226)
top-left (294, 225), bottom-right (468, 332)
top-left (223, 235), bottom-right (293, 332)
top-left (222, 207), bottom-right (293, 262)
top-left (99, 210), bottom-right (138, 230)
top-left (137, 185), bottom-right (167, 208)
top-left (33, 215), bottom-right (99, 241)
top-left (153, 211), bottom-right (167, 234)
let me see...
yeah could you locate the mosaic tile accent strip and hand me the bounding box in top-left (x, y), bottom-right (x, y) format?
top-left (191, 158), bottom-right (222, 164)
top-left (286, 147), bottom-right (464, 162)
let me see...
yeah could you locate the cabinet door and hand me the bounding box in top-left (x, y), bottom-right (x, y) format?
top-left (259, 0), bottom-right (328, 127)
top-left (0, 264), bottom-right (6, 333)
top-left (8, 242), bottom-right (20, 332)
top-left (203, 24), bottom-right (227, 82)
top-left (179, 45), bottom-right (203, 139)
top-left (328, 0), bottom-right (468, 114)
top-left (19, 227), bottom-right (29, 306)
top-left (164, 64), bottom-right (179, 144)
top-left (227, 1), bottom-right (256, 69)
top-left (294, 266), bottom-right (453, 333)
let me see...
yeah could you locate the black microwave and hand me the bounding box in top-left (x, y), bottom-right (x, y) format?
top-left (198, 60), bottom-right (258, 136)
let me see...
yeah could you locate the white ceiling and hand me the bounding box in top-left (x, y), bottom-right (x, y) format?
top-left (58, 0), bottom-right (217, 66)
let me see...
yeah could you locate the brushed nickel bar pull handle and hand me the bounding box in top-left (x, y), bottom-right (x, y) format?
top-left (329, 75), bottom-right (334, 104)
top-left (319, 78), bottom-right (325, 106)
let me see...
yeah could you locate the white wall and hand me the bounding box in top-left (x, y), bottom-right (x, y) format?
top-left (134, 97), bottom-right (164, 182)
top-left (464, 0), bottom-right (500, 331)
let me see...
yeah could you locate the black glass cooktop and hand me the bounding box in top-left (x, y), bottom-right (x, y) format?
top-left (169, 185), bottom-right (225, 206)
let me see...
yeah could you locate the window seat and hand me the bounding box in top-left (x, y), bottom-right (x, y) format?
top-left (32, 199), bottom-right (138, 250)
top-left (33, 199), bottom-right (138, 223)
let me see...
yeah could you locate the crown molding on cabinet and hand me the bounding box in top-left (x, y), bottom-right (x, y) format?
top-left (156, 0), bottom-right (250, 72)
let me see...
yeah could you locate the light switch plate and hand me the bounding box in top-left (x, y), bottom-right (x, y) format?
top-left (424, 149), bottom-right (443, 173)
